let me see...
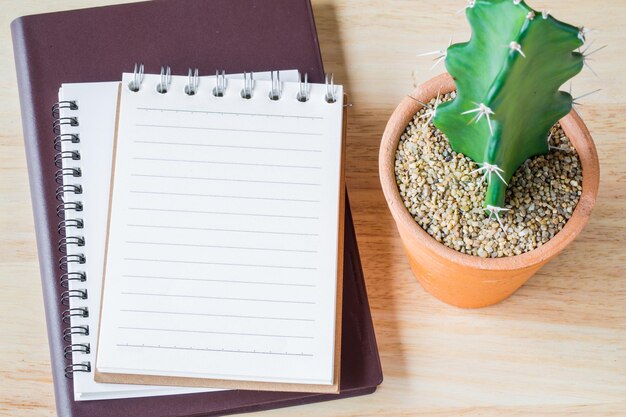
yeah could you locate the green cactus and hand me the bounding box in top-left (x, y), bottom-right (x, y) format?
top-left (432, 0), bottom-right (585, 213)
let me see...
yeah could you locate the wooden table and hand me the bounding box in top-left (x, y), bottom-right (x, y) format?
top-left (1, 1), bottom-right (624, 415)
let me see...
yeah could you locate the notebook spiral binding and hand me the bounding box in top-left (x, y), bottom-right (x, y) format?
top-left (127, 63), bottom-right (337, 103)
top-left (53, 100), bottom-right (92, 379)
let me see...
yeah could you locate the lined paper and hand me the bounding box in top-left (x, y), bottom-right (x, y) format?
top-left (97, 72), bottom-right (344, 388)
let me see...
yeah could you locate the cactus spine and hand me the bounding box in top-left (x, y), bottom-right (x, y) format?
top-left (432, 0), bottom-right (585, 211)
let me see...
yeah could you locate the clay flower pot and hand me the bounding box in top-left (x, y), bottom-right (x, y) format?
top-left (379, 73), bottom-right (600, 308)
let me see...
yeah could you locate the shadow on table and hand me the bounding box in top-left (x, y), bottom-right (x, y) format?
top-left (312, 2), bottom-right (413, 382)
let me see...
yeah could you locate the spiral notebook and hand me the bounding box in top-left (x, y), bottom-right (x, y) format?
top-left (58, 71), bottom-right (302, 400)
top-left (93, 70), bottom-right (345, 393)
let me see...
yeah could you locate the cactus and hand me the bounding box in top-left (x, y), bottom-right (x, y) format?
top-left (432, 0), bottom-right (585, 213)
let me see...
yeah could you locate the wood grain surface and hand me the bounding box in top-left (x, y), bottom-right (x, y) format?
top-left (1, 1), bottom-right (624, 416)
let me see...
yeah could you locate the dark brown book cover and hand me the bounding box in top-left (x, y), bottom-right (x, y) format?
top-left (10, 0), bottom-right (382, 416)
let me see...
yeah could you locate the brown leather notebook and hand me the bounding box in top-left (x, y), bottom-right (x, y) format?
top-left (11, 0), bottom-right (382, 416)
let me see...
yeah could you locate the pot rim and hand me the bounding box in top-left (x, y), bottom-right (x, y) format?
top-left (379, 73), bottom-right (600, 271)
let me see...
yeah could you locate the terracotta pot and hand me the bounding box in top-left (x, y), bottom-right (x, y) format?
top-left (379, 73), bottom-right (600, 308)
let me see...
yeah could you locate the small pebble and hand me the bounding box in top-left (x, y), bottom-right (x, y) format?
top-left (394, 92), bottom-right (583, 258)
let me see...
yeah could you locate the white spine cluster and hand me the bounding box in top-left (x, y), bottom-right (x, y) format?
top-left (417, 37), bottom-right (452, 70)
top-left (509, 41), bottom-right (526, 58)
top-left (470, 162), bottom-right (508, 186)
top-left (462, 102), bottom-right (495, 135)
top-left (486, 205), bottom-right (510, 232)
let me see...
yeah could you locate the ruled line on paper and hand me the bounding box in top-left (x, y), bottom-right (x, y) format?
top-left (136, 107), bottom-right (325, 120)
top-left (118, 326), bottom-right (314, 340)
top-left (120, 309), bottom-right (316, 322)
top-left (135, 124), bottom-right (323, 136)
top-left (124, 241), bottom-right (318, 254)
top-left (117, 343), bottom-right (314, 357)
top-left (123, 258), bottom-right (318, 271)
top-left (120, 292), bottom-right (316, 304)
top-left (128, 207), bottom-right (320, 220)
top-left (126, 224), bottom-right (319, 237)
top-left (123, 275), bottom-right (317, 288)
top-left (129, 190), bottom-right (321, 203)
top-left (132, 157), bottom-right (322, 169)
top-left (130, 174), bottom-right (321, 186)
top-left (133, 140), bottom-right (323, 153)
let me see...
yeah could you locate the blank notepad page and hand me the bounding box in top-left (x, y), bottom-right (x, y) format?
top-left (97, 72), bottom-right (344, 389)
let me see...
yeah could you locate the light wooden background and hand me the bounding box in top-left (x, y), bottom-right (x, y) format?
top-left (1, 1), bottom-right (624, 416)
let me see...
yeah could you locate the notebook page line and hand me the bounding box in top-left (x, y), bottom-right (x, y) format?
top-left (120, 309), bottom-right (316, 321)
top-left (118, 327), bottom-right (314, 339)
top-left (132, 140), bottom-right (323, 153)
top-left (122, 275), bottom-right (317, 287)
top-left (128, 190), bottom-right (321, 203)
top-left (116, 344), bottom-right (315, 358)
top-left (124, 241), bottom-right (317, 253)
top-left (125, 224), bottom-right (320, 236)
top-left (127, 207), bottom-right (320, 219)
top-left (131, 157), bottom-right (322, 169)
top-left (119, 292), bottom-right (316, 304)
top-left (130, 173), bottom-right (322, 186)
top-left (136, 107), bottom-right (325, 120)
top-left (122, 258), bottom-right (318, 270)
top-left (135, 123), bottom-right (323, 136)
